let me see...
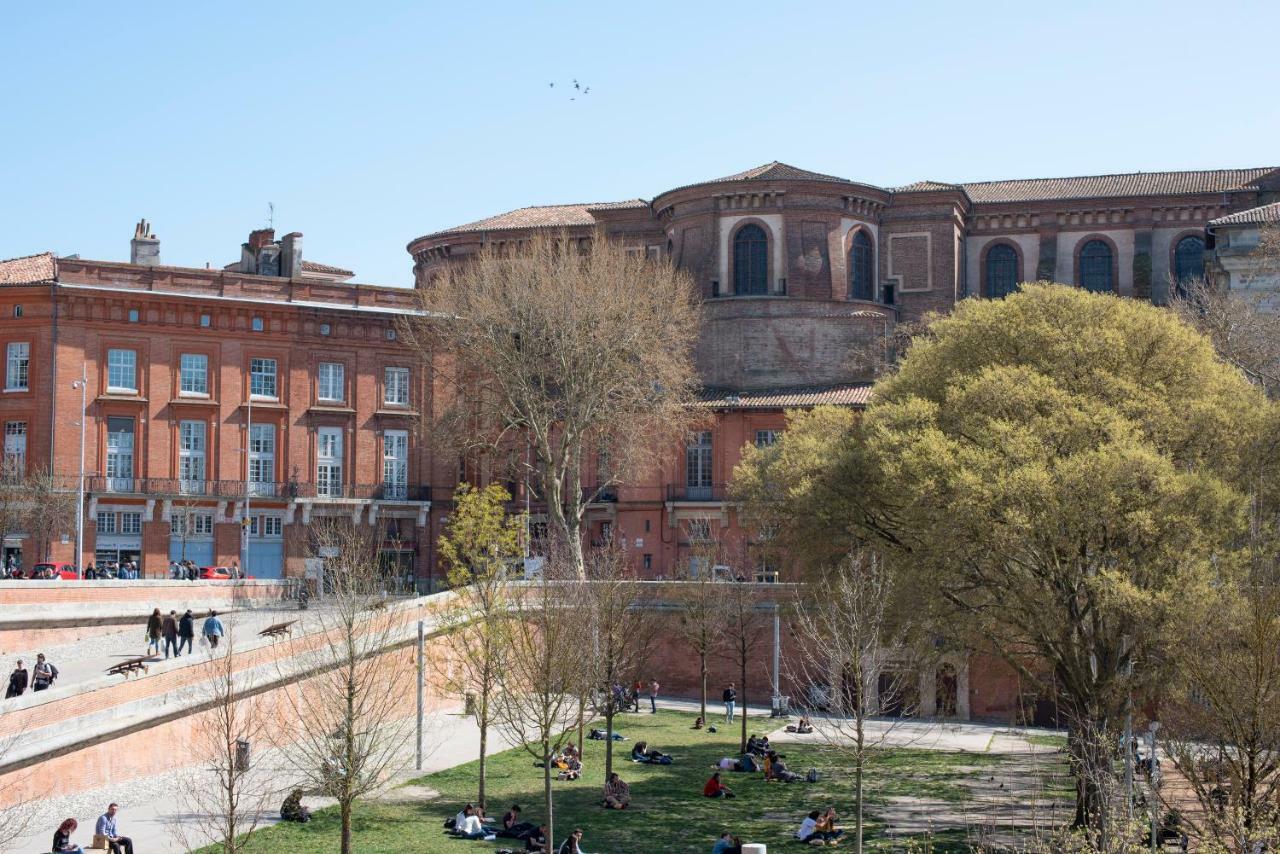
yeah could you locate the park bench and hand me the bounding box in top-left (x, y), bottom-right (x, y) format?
top-left (105, 657), bottom-right (150, 679)
top-left (258, 620), bottom-right (297, 639)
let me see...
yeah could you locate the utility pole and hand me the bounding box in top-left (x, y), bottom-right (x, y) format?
top-left (241, 397), bottom-right (252, 574)
top-left (771, 603), bottom-right (782, 716)
top-left (72, 366), bottom-right (87, 578)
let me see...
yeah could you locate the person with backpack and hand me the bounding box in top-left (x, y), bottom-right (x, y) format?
top-left (177, 610), bottom-right (195, 655)
top-left (5, 659), bottom-right (28, 698)
top-left (31, 653), bottom-right (58, 691)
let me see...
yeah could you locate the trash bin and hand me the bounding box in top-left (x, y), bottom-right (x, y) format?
top-left (771, 695), bottom-right (790, 717)
top-left (741, 844), bottom-right (767, 854)
top-left (235, 738), bottom-right (250, 773)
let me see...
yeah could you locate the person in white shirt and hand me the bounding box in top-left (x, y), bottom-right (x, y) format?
top-left (796, 810), bottom-right (820, 842)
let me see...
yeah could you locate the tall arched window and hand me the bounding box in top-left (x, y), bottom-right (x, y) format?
top-left (985, 243), bottom-right (1018, 298)
top-left (1079, 240), bottom-right (1113, 293)
top-left (733, 224), bottom-right (769, 295)
top-left (1173, 235), bottom-right (1206, 295)
top-left (848, 230), bottom-right (874, 301)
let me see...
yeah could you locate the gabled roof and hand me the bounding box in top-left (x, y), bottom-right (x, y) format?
top-left (1209, 201), bottom-right (1280, 227)
top-left (961, 167), bottom-right (1278, 204)
top-left (696, 383), bottom-right (873, 409)
top-left (894, 180), bottom-right (963, 193)
top-left (705, 161), bottom-right (855, 185)
top-left (0, 252), bottom-right (56, 286)
top-left (418, 200), bottom-right (649, 240)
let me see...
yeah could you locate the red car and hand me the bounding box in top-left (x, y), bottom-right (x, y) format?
top-left (30, 562), bottom-right (79, 580)
top-left (199, 566), bottom-right (253, 581)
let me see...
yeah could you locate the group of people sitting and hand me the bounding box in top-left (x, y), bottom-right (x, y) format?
top-left (447, 804), bottom-right (596, 852)
top-left (715, 743), bottom-right (802, 782)
top-left (796, 807), bottom-right (844, 846)
top-left (546, 743), bottom-right (583, 780)
top-left (785, 715), bottom-right (814, 734)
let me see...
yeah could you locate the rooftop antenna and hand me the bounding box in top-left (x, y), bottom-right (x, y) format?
top-left (267, 202), bottom-right (275, 229)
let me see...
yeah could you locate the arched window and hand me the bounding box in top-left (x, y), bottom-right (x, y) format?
top-left (1173, 235), bottom-right (1206, 295)
top-left (733, 224), bottom-right (769, 296)
top-left (848, 230), bottom-right (874, 301)
top-left (1079, 240), bottom-right (1113, 293)
top-left (985, 243), bottom-right (1019, 298)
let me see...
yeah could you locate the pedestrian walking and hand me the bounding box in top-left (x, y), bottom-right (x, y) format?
top-left (723, 683), bottom-right (736, 724)
top-left (649, 679), bottom-right (660, 713)
top-left (31, 653), bottom-right (58, 692)
top-left (161, 610), bottom-right (179, 658)
top-left (177, 609), bottom-right (195, 655)
top-left (202, 610), bottom-right (225, 649)
top-left (145, 608), bottom-right (162, 656)
top-left (5, 659), bottom-right (28, 698)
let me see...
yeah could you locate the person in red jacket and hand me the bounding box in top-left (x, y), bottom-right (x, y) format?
top-left (703, 771), bottom-right (735, 799)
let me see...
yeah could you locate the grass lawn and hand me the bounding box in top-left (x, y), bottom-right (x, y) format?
top-left (219, 709), bottom-right (1029, 853)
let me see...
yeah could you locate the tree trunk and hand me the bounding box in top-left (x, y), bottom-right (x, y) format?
top-left (740, 651), bottom-right (748, 754)
top-left (1069, 724), bottom-right (1108, 829)
top-left (699, 653), bottom-right (707, 723)
top-left (478, 717), bottom-right (488, 809)
top-left (605, 706), bottom-right (615, 780)
top-left (543, 739), bottom-right (555, 854)
top-left (855, 715), bottom-right (865, 854)
top-left (577, 697), bottom-right (585, 757)
top-left (340, 799), bottom-right (352, 854)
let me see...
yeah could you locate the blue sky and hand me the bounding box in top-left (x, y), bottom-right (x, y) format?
top-left (3, 1), bottom-right (1278, 286)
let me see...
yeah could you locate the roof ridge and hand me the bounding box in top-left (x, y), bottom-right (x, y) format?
top-left (960, 165), bottom-right (1277, 188)
top-left (0, 250), bottom-right (55, 264)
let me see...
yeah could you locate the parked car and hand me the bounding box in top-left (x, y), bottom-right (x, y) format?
top-left (30, 562), bottom-right (79, 580)
top-left (199, 566), bottom-right (253, 581)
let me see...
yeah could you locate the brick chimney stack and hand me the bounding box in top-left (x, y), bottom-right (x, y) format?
top-left (281, 232), bottom-right (303, 278)
top-left (130, 219), bottom-right (160, 266)
top-left (248, 228), bottom-right (275, 251)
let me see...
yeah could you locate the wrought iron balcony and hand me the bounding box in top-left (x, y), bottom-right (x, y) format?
top-left (665, 483), bottom-right (727, 502)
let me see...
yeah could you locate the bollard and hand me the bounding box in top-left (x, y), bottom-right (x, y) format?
top-left (741, 844), bottom-right (767, 854)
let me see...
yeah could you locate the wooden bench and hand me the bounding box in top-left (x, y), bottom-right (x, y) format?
top-left (258, 620), bottom-right (297, 639)
top-left (105, 657), bottom-right (150, 678)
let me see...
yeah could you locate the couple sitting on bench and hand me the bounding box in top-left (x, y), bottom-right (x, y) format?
top-left (630, 741), bottom-right (672, 765)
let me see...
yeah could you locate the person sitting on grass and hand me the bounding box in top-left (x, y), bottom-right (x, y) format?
top-left (453, 804), bottom-right (495, 840)
top-left (693, 715), bottom-right (705, 730)
top-left (703, 771), bottom-right (736, 799)
top-left (796, 808), bottom-right (843, 844)
top-left (766, 751), bottom-right (800, 783)
top-left (746, 734), bottom-right (764, 756)
top-left (498, 804), bottom-right (538, 839)
top-left (712, 831), bottom-right (734, 854)
top-left (786, 715), bottom-right (814, 734)
top-left (280, 788), bottom-right (311, 823)
top-left (738, 751), bottom-right (759, 773)
top-left (525, 824), bottom-right (549, 852)
top-left (603, 771), bottom-right (631, 809)
top-left (815, 807), bottom-right (843, 841)
top-left (631, 740), bottom-right (672, 764)
top-left (557, 827), bottom-right (592, 854)
top-left (717, 756), bottom-right (743, 772)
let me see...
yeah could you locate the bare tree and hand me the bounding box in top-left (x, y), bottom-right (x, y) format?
top-left (717, 575), bottom-right (772, 754)
top-left (491, 551), bottom-right (586, 852)
top-left (21, 469), bottom-right (76, 564)
top-left (671, 531), bottom-right (735, 723)
top-left (273, 518), bottom-right (416, 854)
top-left (0, 713), bottom-right (35, 850)
top-left (788, 551), bottom-right (919, 854)
top-left (169, 493), bottom-right (208, 566)
top-left (580, 544), bottom-right (658, 780)
top-left (436, 483), bottom-right (520, 809)
top-left (1171, 277), bottom-right (1280, 396)
top-left (170, 623), bottom-right (274, 854)
top-left (404, 230), bottom-right (701, 577)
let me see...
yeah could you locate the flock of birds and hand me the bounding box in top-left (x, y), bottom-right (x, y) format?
top-left (549, 79), bottom-right (591, 100)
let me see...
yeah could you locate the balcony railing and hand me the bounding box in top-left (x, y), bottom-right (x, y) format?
top-left (75, 477), bottom-right (432, 502)
top-left (666, 483), bottom-right (727, 502)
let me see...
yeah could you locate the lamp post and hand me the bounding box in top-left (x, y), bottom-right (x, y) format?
top-left (71, 367), bottom-right (87, 579)
top-left (241, 397), bottom-right (252, 575)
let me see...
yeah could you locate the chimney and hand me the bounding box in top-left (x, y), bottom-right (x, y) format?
top-left (248, 228), bottom-right (275, 251)
top-left (280, 232), bottom-right (303, 278)
top-left (130, 219), bottom-right (160, 266)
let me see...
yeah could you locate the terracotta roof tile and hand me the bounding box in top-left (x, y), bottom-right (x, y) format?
top-left (961, 167), bottom-right (1278, 204)
top-left (696, 383), bottom-right (873, 409)
top-left (300, 259), bottom-right (355, 276)
top-left (423, 200), bottom-right (649, 239)
top-left (894, 180), bottom-right (962, 193)
top-left (705, 161), bottom-right (855, 185)
top-left (1209, 201), bottom-right (1280, 227)
top-left (0, 252), bottom-right (56, 285)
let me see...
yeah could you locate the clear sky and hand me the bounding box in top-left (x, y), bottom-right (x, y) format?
top-left (3, 1), bottom-right (1278, 286)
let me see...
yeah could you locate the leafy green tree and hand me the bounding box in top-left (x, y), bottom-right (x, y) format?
top-left (438, 483), bottom-right (522, 809)
top-left (737, 284), bottom-right (1270, 828)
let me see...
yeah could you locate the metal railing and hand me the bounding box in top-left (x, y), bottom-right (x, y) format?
top-left (63, 477), bottom-right (432, 502)
top-left (665, 483), bottom-right (727, 502)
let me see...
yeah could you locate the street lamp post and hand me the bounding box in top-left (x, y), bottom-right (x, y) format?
top-left (241, 397), bottom-right (252, 575)
top-left (71, 367), bottom-right (87, 579)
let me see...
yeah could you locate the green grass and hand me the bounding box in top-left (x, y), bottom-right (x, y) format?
top-left (1025, 734), bottom-right (1067, 750)
top-left (216, 710), bottom-right (1038, 853)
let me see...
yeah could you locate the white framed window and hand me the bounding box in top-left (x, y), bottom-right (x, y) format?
top-left (178, 420), bottom-right (206, 493)
top-left (317, 427), bottom-right (343, 497)
top-left (249, 358), bottom-right (277, 398)
top-left (96, 511), bottom-right (117, 533)
top-left (5, 343), bottom-right (29, 391)
top-left (119, 512), bottom-right (142, 535)
top-left (755, 430), bottom-right (779, 448)
top-left (383, 430), bottom-right (408, 499)
top-left (107, 349), bottom-right (137, 393)
top-left (384, 367), bottom-right (409, 406)
top-left (179, 354), bottom-right (208, 396)
top-left (105, 417), bottom-right (135, 491)
top-left (171, 513), bottom-right (214, 538)
top-left (248, 423), bottom-right (275, 496)
top-left (317, 362), bottom-right (344, 402)
top-left (263, 515), bottom-right (282, 538)
top-left (3, 421), bottom-right (25, 478)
